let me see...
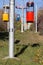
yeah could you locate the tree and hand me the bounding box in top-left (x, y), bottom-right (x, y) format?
top-left (37, 8), bottom-right (43, 33)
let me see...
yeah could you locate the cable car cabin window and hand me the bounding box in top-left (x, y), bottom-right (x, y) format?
top-left (31, 2), bottom-right (34, 7)
top-left (26, 2), bottom-right (29, 7)
top-left (26, 7), bottom-right (34, 12)
top-left (26, 2), bottom-right (34, 7)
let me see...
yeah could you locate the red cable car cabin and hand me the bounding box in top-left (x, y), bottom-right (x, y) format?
top-left (26, 2), bottom-right (34, 23)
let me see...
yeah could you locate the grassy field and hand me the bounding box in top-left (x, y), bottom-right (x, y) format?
top-left (0, 30), bottom-right (43, 65)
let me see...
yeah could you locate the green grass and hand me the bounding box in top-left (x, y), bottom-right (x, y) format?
top-left (0, 30), bottom-right (43, 65)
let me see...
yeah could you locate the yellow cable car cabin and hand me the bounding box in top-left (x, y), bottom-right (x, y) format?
top-left (2, 13), bottom-right (9, 22)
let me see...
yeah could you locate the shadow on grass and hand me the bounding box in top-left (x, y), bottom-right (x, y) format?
top-left (15, 45), bottom-right (28, 57)
top-left (39, 32), bottom-right (43, 36)
top-left (14, 43), bottom-right (40, 57)
top-left (15, 40), bottom-right (20, 44)
top-left (0, 32), bottom-right (9, 40)
top-left (31, 43), bottom-right (40, 47)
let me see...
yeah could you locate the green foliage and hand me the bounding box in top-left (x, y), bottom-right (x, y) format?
top-left (0, 41), bottom-right (43, 65)
top-left (15, 21), bottom-right (21, 30)
top-left (0, 26), bottom-right (5, 31)
top-left (29, 23), bottom-right (35, 31)
top-left (0, 30), bottom-right (43, 65)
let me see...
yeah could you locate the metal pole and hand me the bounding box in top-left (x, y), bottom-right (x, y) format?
top-left (35, 4), bottom-right (37, 33)
top-left (9, 0), bottom-right (14, 58)
top-left (21, 7), bottom-right (24, 32)
top-left (7, 22), bottom-right (9, 32)
top-left (27, 23), bottom-right (32, 29)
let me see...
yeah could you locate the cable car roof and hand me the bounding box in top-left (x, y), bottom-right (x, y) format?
top-left (3, 5), bottom-right (10, 9)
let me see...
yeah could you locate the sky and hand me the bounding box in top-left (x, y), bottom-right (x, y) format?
top-left (0, 0), bottom-right (43, 21)
top-left (15, 0), bottom-right (43, 14)
top-left (15, 0), bottom-right (43, 19)
top-left (0, 0), bottom-right (43, 9)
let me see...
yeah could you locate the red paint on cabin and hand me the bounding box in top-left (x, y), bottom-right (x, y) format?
top-left (26, 11), bottom-right (34, 23)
